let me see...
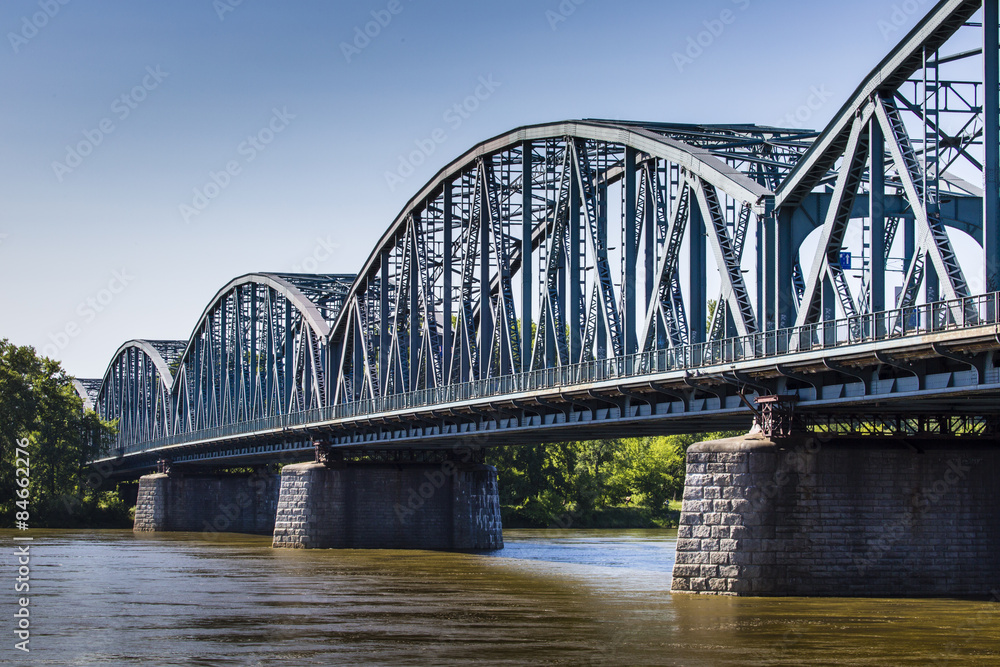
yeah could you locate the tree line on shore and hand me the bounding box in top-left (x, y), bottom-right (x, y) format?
top-left (487, 430), bottom-right (738, 529)
top-left (0, 340), bottom-right (124, 527)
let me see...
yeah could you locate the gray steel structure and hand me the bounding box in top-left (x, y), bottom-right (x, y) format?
top-left (84, 0), bottom-right (1000, 476)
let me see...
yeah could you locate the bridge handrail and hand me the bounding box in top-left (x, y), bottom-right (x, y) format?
top-left (106, 291), bottom-right (1000, 457)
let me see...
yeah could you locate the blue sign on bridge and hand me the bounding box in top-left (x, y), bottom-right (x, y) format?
top-left (840, 251), bottom-right (852, 270)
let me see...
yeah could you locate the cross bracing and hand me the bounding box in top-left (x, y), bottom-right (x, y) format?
top-left (87, 0), bottom-right (1000, 473)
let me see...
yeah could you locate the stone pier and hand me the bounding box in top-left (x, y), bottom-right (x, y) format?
top-left (272, 460), bottom-right (503, 550)
top-left (670, 432), bottom-right (1000, 597)
top-left (133, 471), bottom-right (281, 535)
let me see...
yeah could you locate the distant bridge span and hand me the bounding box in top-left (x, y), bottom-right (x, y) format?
top-left (78, 0), bottom-right (1000, 479)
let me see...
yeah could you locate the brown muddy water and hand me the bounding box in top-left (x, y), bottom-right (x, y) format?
top-left (2, 528), bottom-right (998, 665)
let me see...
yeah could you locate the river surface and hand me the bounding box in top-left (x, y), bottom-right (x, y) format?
top-left (3, 528), bottom-right (999, 666)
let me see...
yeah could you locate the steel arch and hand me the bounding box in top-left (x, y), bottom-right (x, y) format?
top-left (328, 121), bottom-right (814, 405)
top-left (170, 273), bottom-right (354, 433)
top-left (95, 340), bottom-right (182, 450)
top-left (73, 378), bottom-right (102, 412)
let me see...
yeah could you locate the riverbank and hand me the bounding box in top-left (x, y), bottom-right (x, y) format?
top-left (500, 502), bottom-right (682, 529)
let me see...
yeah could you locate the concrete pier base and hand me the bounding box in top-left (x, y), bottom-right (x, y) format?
top-left (133, 471), bottom-right (281, 535)
top-left (670, 433), bottom-right (1000, 597)
top-left (272, 461), bottom-right (503, 550)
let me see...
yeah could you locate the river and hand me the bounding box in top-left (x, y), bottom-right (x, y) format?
top-left (3, 529), bottom-right (999, 665)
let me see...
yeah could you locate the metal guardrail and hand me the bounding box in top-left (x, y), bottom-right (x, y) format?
top-left (107, 292), bottom-right (1000, 458)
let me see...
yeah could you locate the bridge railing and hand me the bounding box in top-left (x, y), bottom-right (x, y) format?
top-left (108, 291), bottom-right (1000, 458)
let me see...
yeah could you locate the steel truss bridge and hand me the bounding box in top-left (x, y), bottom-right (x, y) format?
top-left (82, 0), bottom-right (1000, 476)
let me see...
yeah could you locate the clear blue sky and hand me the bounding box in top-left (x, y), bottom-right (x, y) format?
top-left (0, 0), bottom-right (950, 378)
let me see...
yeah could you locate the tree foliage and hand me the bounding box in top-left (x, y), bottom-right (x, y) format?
top-left (0, 340), bottom-right (120, 526)
top-left (487, 430), bottom-right (739, 527)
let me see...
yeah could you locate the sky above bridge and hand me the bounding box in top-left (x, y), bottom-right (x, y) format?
top-left (0, 0), bottom-right (973, 378)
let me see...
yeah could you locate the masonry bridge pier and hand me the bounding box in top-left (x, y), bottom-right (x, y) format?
top-left (83, 0), bottom-right (1000, 597)
top-left (671, 402), bottom-right (1000, 597)
top-left (133, 448), bottom-right (503, 550)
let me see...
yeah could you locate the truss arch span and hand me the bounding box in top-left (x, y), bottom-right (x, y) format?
top-left (95, 339), bottom-right (183, 450)
top-left (329, 120), bottom-right (816, 404)
top-left (170, 273), bottom-right (354, 434)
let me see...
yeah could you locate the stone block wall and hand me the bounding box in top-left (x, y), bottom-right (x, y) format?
top-left (272, 461), bottom-right (503, 550)
top-left (133, 473), bottom-right (169, 532)
top-left (671, 433), bottom-right (1000, 597)
top-left (133, 471), bottom-right (282, 535)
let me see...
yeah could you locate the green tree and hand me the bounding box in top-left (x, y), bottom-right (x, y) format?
top-left (0, 340), bottom-right (117, 526)
top-left (488, 429), bottom-right (743, 527)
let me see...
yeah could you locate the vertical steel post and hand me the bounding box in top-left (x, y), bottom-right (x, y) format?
top-left (283, 302), bottom-right (292, 413)
top-left (521, 141), bottom-right (533, 370)
top-left (443, 184), bottom-right (453, 380)
top-left (264, 300), bottom-right (272, 415)
top-left (926, 251), bottom-right (940, 302)
top-left (871, 120), bottom-right (886, 323)
top-left (763, 216), bottom-right (775, 332)
top-left (379, 249), bottom-right (390, 394)
top-left (689, 203), bottom-right (707, 344)
top-left (624, 148), bottom-right (638, 354)
top-left (480, 186), bottom-right (493, 378)
top-left (756, 215), bottom-right (764, 332)
top-left (597, 179), bottom-right (608, 359)
top-left (822, 274), bottom-right (836, 346)
top-left (409, 217), bottom-right (420, 391)
top-left (569, 157), bottom-right (582, 363)
top-left (903, 216), bottom-right (915, 304)
top-left (986, 0), bottom-right (1000, 294)
top-left (644, 166), bottom-right (655, 323)
top-left (775, 208), bottom-right (795, 330)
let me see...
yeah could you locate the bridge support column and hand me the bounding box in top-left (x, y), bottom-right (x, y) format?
top-left (133, 470), bottom-right (282, 535)
top-left (671, 433), bottom-right (1000, 597)
top-left (272, 459), bottom-right (503, 550)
